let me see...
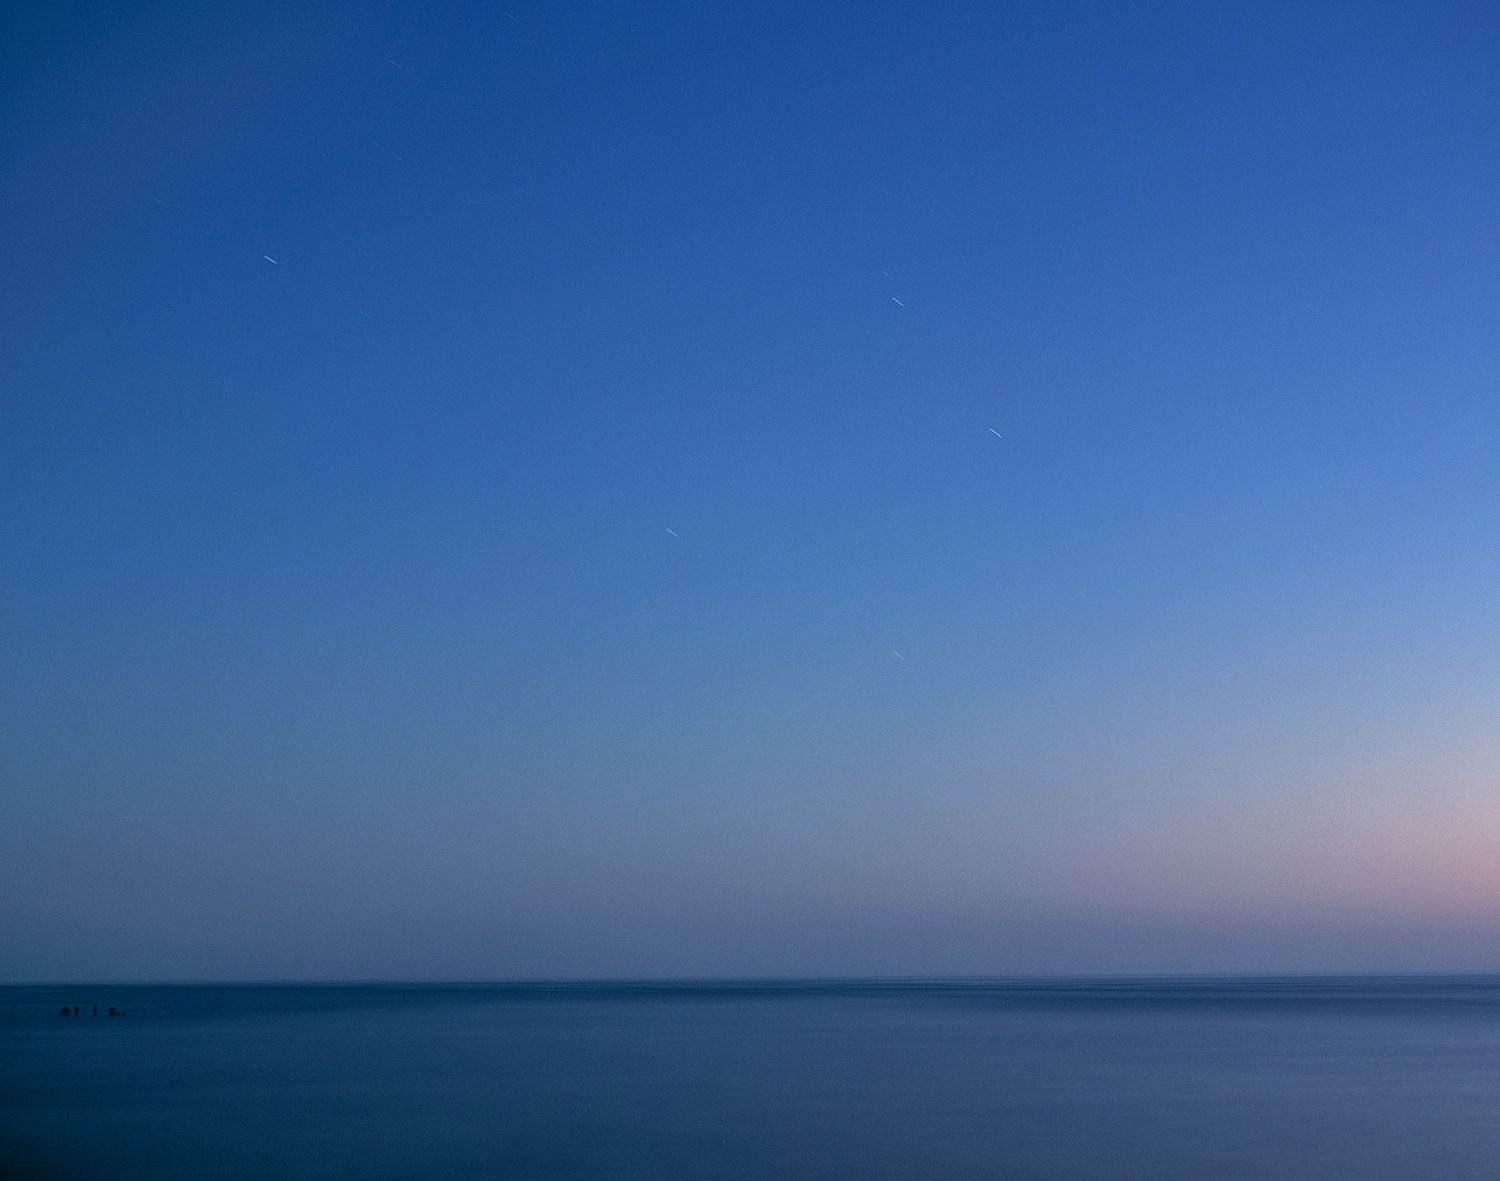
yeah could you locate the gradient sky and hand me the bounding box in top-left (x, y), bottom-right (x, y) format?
top-left (4, 0), bottom-right (1499, 980)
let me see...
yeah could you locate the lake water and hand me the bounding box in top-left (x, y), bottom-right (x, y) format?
top-left (4, 978), bottom-right (1500, 1179)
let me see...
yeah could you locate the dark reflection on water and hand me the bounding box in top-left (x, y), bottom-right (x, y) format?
top-left (5, 978), bottom-right (1500, 1179)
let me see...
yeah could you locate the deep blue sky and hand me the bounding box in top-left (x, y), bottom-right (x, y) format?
top-left (4, 0), bottom-right (1499, 979)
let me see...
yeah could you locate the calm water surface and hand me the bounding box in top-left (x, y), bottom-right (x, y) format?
top-left (4, 978), bottom-right (1500, 1179)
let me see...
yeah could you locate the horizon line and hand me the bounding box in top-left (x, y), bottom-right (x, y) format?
top-left (10, 971), bottom-right (1500, 987)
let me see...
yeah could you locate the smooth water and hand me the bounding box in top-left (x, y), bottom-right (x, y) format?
top-left (4, 978), bottom-right (1500, 1179)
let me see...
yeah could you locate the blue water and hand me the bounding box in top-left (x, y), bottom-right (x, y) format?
top-left (5, 978), bottom-right (1500, 1179)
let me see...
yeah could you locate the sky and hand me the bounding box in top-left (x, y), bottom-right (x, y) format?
top-left (3, 0), bottom-right (1499, 981)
